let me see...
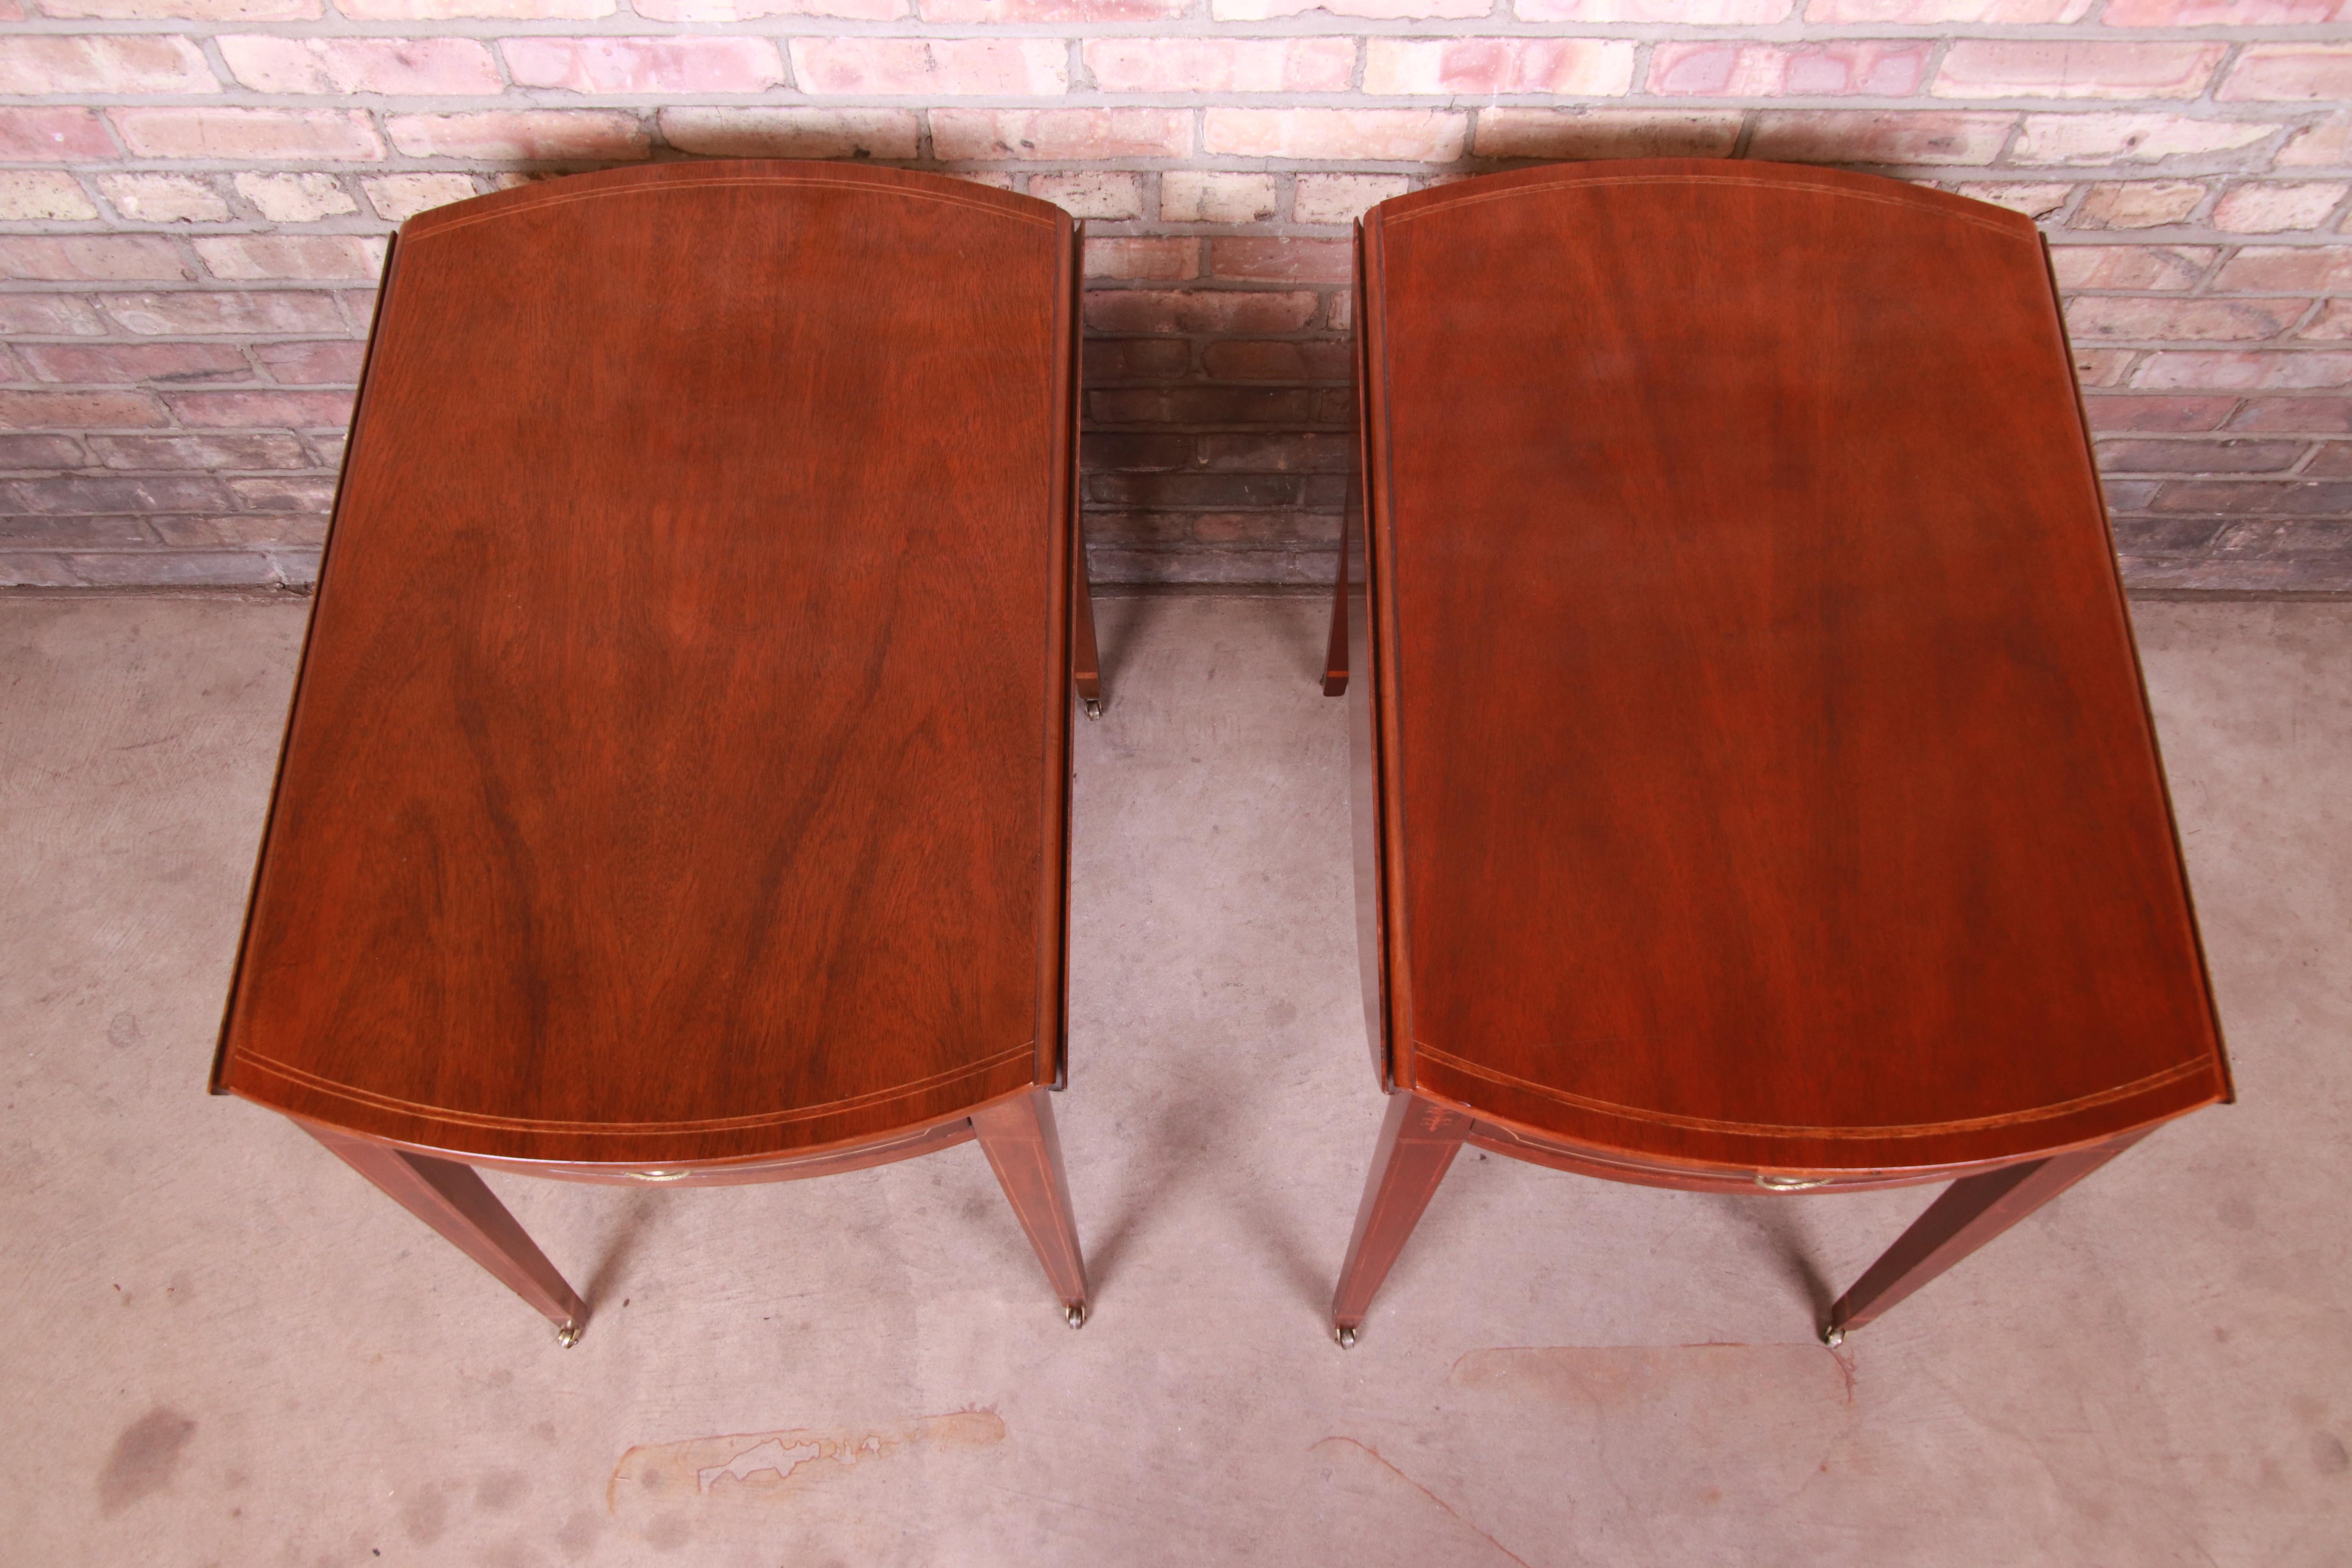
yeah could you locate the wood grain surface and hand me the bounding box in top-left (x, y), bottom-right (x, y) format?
top-left (215, 162), bottom-right (1080, 1167)
top-left (1357, 160), bottom-right (2230, 1177)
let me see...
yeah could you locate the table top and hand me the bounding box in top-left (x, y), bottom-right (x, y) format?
top-left (214, 162), bottom-right (1080, 1167)
top-left (1358, 161), bottom-right (2230, 1176)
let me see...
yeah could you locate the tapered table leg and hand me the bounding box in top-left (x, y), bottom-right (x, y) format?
top-left (1824, 1129), bottom-right (2149, 1344)
top-left (1331, 1093), bottom-right (1472, 1345)
top-left (973, 1089), bottom-right (1089, 1326)
top-left (1322, 470), bottom-right (1357, 698)
top-left (1073, 517), bottom-right (1104, 719)
top-left (301, 1121), bottom-right (588, 1345)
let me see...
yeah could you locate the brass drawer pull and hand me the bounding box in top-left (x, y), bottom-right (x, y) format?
top-left (630, 1169), bottom-right (692, 1183)
top-left (1755, 1172), bottom-right (1833, 1191)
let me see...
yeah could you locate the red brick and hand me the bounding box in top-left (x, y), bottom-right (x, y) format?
top-left (2103, 0), bottom-right (2341, 18)
top-left (41, 0), bottom-right (324, 15)
top-left (1083, 289), bottom-right (1321, 335)
top-left (922, 0), bottom-right (1185, 15)
top-left (0, 296), bottom-right (103, 338)
top-left (1364, 38), bottom-right (1635, 96)
top-left (2098, 437), bottom-right (2308, 472)
top-left (0, 171), bottom-right (98, 223)
top-left (1080, 431), bottom-right (1192, 471)
top-left (1031, 172), bottom-right (1144, 220)
top-left (256, 340), bottom-right (368, 383)
top-left (1088, 471), bottom-right (1305, 509)
top-left (2074, 348), bottom-right (2136, 387)
top-left (0, 391), bottom-right (167, 430)
top-left (0, 435), bottom-right (85, 469)
top-left (1196, 431), bottom-right (1354, 470)
top-left (2066, 296), bottom-right (2304, 342)
top-left (218, 36), bottom-right (499, 94)
top-left (1088, 38), bottom-right (1356, 94)
top-left (1201, 340), bottom-right (1353, 381)
top-left (152, 514), bottom-right (332, 548)
top-left (99, 290), bottom-right (346, 336)
top-left (2212, 247), bottom-right (2352, 293)
top-left (2278, 116), bottom-right (2352, 168)
top-left (1746, 112), bottom-right (2013, 166)
top-left (0, 36), bottom-right (216, 94)
top-left (1210, 239), bottom-right (1352, 284)
top-left (0, 237), bottom-right (188, 284)
top-left (931, 109), bottom-right (1189, 161)
top-left (111, 108), bottom-right (385, 162)
top-left (1475, 109), bottom-right (1741, 161)
top-left (1089, 385), bottom-right (1322, 426)
top-left (195, 235), bottom-right (379, 281)
top-left (85, 433), bottom-right (312, 470)
top-left (1218, 0), bottom-right (1486, 15)
top-left (230, 476), bottom-right (338, 512)
top-left (1082, 338), bottom-right (1193, 381)
top-left (1203, 109), bottom-right (1466, 162)
top-left (0, 556), bottom-right (82, 588)
top-left (1805, 0), bottom-right (2091, 17)
top-left (2149, 479), bottom-right (2352, 514)
top-left (504, 37), bottom-right (784, 93)
top-left (18, 343), bottom-right (250, 385)
top-left (1517, 0), bottom-right (1790, 17)
top-left (2080, 395), bottom-right (2235, 433)
top-left (658, 108), bottom-right (919, 160)
top-left (2134, 350), bottom-right (2352, 389)
top-left (336, 0), bottom-right (617, 16)
top-left (165, 390), bottom-right (356, 428)
top-left (2227, 397), bottom-right (2352, 433)
top-left (1086, 239), bottom-right (1200, 281)
top-left (386, 112), bottom-right (650, 161)
top-left (1648, 41), bottom-right (1927, 98)
top-left (2210, 183), bottom-right (2347, 234)
top-left (2069, 183), bottom-right (2205, 231)
top-left (2217, 45), bottom-right (2352, 102)
top-left (99, 173), bottom-right (231, 223)
top-left (1933, 41), bottom-right (2224, 100)
top-left (0, 108), bottom-right (117, 162)
top-left (791, 38), bottom-right (1064, 95)
top-left (2300, 301), bottom-right (2352, 341)
top-left (1292, 174), bottom-right (1410, 227)
top-left (11, 475), bottom-right (235, 515)
top-left (2303, 441), bottom-right (2352, 477)
top-left (2011, 113), bottom-right (2275, 165)
top-left (2047, 245), bottom-right (2214, 290)
top-left (635, 0), bottom-right (900, 16)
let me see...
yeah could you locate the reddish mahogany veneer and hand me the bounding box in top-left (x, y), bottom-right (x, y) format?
top-left (213, 163), bottom-right (1094, 1334)
top-left (1328, 162), bottom-right (2230, 1342)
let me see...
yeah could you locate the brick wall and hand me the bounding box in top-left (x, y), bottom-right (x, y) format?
top-left (1, 4), bottom-right (2347, 592)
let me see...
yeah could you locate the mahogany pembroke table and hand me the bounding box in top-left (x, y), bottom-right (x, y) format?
top-left (1323, 160), bottom-right (2232, 1349)
top-left (213, 162), bottom-right (1103, 1346)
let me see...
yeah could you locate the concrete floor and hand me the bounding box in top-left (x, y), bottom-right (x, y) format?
top-left (2, 590), bottom-right (2348, 1566)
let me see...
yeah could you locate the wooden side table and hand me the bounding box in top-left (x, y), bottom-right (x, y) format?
top-left (213, 163), bottom-right (1101, 1345)
top-left (1324, 161), bottom-right (2232, 1348)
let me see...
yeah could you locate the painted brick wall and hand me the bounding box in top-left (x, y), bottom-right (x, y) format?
top-left (1, 4), bottom-right (2348, 592)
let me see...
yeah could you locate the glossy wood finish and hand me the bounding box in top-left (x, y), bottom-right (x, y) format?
top-left (215, 162), bottom-right (1092, 1331)
top-left (1330, 160), bottom-right (2229, 1341)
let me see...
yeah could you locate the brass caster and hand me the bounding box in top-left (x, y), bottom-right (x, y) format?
top-left (1083, 699), bottom-right (1103, 720)
top-left (1335, 1324), bottom-right (1358, 1350)
top-left (1065, 1302), bottom-right (1087, 1330)
top-left (555, 1319), bottom-right (582, 1348)
top-left (1820, 1321), bottom-right (1844, 1348)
